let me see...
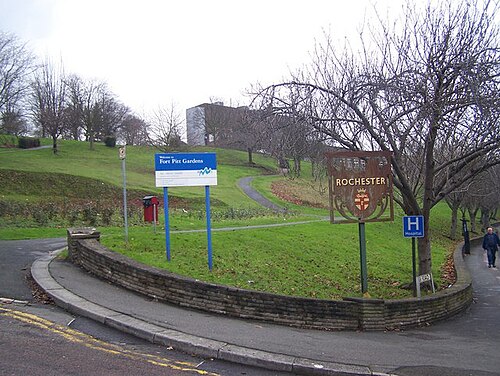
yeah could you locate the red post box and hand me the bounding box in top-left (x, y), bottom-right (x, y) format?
top-left (143, 195), bottom-right (159, 223)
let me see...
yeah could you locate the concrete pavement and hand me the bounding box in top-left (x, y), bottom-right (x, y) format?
top-left (32, 243), bottom-right (500, 376)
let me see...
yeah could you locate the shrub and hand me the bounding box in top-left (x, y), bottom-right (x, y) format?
top-left (18, 137), bottom-right (40, 149)
top-left (103, 136), bottom-right (116, 147)
top-left (31, 207), bottom-right (49, 226)
top-left (0, 200), bottom-right (17, 217)
top-left (0, 134), bottom-right (17, 148)
top-left (82, 202), bottom-right (99, 226)
top-left (100, 206), bottom-right (114, 226)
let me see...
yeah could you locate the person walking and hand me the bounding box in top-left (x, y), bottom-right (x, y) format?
top-left (482, 227), bottom-right (500, 268)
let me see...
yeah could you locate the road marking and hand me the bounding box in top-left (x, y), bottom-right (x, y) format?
top-left (0, 307), bottom-right (219, 375)
top-left (0, 297), bottom-right (29, 305)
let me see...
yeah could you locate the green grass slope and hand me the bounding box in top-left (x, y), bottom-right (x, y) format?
top-left (0, 139), bottom-right (276, 207)
top-left (0, 138), bottom-right (457, 299)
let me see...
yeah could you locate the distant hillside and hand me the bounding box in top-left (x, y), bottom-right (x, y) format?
top-left (0, 138), bottom-right (278, 208)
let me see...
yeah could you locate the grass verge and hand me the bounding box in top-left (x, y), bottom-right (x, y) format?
top-left (101, 212), bottom-right (453, 300)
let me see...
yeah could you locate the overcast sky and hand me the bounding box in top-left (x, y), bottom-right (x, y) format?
top-left (0, 0), bottom-right (400, 120)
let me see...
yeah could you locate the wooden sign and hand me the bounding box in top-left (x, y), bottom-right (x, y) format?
top-left (326, 151), bottom-right (394, 223)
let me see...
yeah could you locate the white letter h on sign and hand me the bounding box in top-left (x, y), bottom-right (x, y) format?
top-left (407, 217), bottom-right (420, 231)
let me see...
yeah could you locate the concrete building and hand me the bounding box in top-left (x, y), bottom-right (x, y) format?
top-left (186, 102), bottom-right (246, 147)
top-left (186, 105), bottom-right (206, 146)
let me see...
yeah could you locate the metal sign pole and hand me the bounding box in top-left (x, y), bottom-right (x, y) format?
top-left (119, 146), bottom-right (128, 243)
top-left (359, 221), bottom-right (368, 295)
top-left (412, 237), bottom-right (417, 297)
top-left (163, 187), bottom-right (171, 261)
top-left (205, 185), bottom-right (213, 271)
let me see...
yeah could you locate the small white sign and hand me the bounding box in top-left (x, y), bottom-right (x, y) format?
top-left (416, 273), bottom-right (432, 283)
top-left (119, 146), bottom-right (126, 160)
top-left (416, 273), bottom-right (435, 298)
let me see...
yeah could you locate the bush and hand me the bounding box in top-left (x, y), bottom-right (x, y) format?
top-left (31, 207), bottom-right (49, 226)
top-left (18, 137), bottom-right (40, 149)
top-left (100, 206), bottom-right (114, 226)
top-left (0, 134), bottom-right (17, 147)
top-left (82, 202), bottom-right (99, 226)
top-left (0, 200), bottom-right (24, 217)
top-left (104, 136), bottom-right (116, 147)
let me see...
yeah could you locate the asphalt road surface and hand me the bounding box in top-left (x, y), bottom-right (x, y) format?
top-left (0, 238), bottom-right (292, 376)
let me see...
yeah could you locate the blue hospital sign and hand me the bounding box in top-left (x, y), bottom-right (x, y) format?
top-left (403, 215), bottom-right (425, 238)
top-left (155, 153), bottom-right (217, 187)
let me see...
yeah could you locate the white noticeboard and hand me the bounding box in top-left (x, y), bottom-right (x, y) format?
top-left (155, 153), bottom-right (217, 187)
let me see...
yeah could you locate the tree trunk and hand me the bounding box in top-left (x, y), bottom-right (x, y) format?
top-left (247, 147), bottom-right (253, 164)
top-left (294, 158), bottom-right (301, 177)
top-left (468, 207), bottom-right (478, 233)
top-left (52, 135), bottom-right (58, 154)
top-left (481, 208), bottom-right (490, 231)
top-left (450, 205), bottom-right (459, 240)
top-left (419, 119), bottom-right (439, 276)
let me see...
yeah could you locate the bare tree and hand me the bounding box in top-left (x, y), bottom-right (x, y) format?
top-left (0, 32), bottom-right (35, 128)
top-left (258, 113), bottom-right (312, 177)
top-left (63, 74), bottom-right (85, 140)
top-left (253, 0), bottom-right (500, 275)
top-left (94, 91), bottom-right (129, 141)
top-left (119, 113), bottom-right (149, 145)
top-left (64, 75), bottom-right (108, 149)
top-left (445, 190), bottom-right (466, 240)
top-left (1, 107), bottom-right (28, 136)
top-left (146, 104), bottom-right (185, 151)
top-left (30, 60), bottom-right (66, 153)
top-left (461, 167), bottom-right (500, 232)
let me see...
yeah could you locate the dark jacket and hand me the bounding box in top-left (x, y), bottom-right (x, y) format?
top-left (482, 232), bottom-right (500, 250)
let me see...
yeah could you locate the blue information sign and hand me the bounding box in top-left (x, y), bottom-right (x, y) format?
top-left (403, 215), bottom-right (425, 238)
top-left (155, 153), bottom-right (217, 187)
top-left (155, 152), bottom-right (217, 270)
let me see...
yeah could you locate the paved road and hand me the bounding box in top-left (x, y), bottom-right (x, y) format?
top-left (0, 239), bottom-right (294, 376)
top-left (2, 228), bottom-right (500, 374)
top-left (0, 307), bottom-right (221, 376)
top-left (0, 237), bottom-right (66, 300)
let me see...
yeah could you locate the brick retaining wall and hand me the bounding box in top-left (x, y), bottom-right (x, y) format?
top-left (66, 227), bottom-right (473, 331)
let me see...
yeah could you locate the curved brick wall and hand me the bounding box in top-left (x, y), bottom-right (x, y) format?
top-left (66, 228), bottom-right (473, 331)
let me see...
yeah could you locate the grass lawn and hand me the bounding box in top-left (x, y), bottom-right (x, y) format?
top-left (0, 139), bottom-right (276, 208)
top-left (100, 203), bottom-right (454, 300)
top-left (0, 138), bottom-right (459, 300)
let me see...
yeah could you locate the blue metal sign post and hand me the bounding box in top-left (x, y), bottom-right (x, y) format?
top-left (205, 186), bottom-right (213, 270)
top-left (163, 187), bottom-right (170, 261)
top-left (403, 215), bottom-right (425, 297)
top-left (155, 153), bottom-right (217, 270)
